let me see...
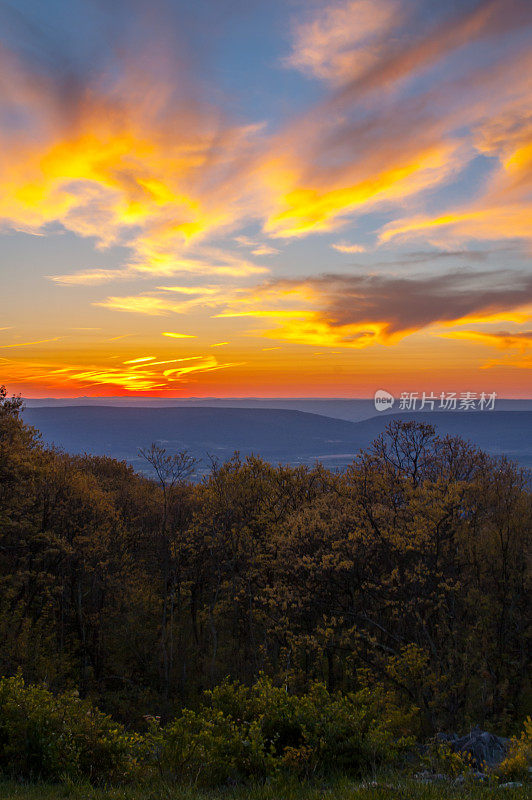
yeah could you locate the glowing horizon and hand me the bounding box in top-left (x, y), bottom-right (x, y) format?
top-left (1, 0), bottom-right (531, 399)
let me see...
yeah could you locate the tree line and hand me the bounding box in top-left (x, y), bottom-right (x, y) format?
top-left (0, 386), bottom-right (530, 733)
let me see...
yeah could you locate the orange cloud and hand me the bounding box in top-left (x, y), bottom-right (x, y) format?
top-left (481, 354), bottom-right (532, 370)
top-left (1, 352), bottom-right (244, 393)
top-left (442, 329), bottom-right (532, 353)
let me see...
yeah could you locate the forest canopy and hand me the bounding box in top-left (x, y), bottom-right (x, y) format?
top-left (0, 386), bottom-right (530, 737)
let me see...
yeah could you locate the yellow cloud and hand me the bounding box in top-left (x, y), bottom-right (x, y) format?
top-left (251, 245), bottom-right (280, 256)
top-left (380, 106), bottom-right (532, 246)
top-left (49, 269), bottom-right (132, 286)
top-left (332, 242), bottom-right (366, 253)
top-left (0, 44), bottom-right (268, 284)
top-left (263, 143), bottom-right (460, 238)
top-left (2, 3), bottom-right (531, 288)
top-left (258, 313), bottom-right (396, 348)
top-left (0, 337), bottom-right (61, 348)
top-left (381, 206), bottom-right (532, 244)
top-left (96, 296), bottom-right (186, 316)
top-left (215, 284), bottom-right (403, 347)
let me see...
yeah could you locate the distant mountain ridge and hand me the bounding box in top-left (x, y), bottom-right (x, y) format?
top-left (22, 405), bottom-right (532, 475)
top-left (22, 396), bottom-right (532, 422)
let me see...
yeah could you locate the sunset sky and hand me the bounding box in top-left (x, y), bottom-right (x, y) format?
top-left (1, 0), bottom-right (532, 398)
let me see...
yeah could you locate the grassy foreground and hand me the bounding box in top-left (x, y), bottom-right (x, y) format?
top-left (0, 777), bottom-right (528, 800)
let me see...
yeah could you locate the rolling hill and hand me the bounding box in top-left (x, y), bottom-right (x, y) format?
top-left (22, 406), bottom-right (532, 475)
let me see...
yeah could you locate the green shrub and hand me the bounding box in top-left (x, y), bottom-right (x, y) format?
top-left (497, 717), bottom-right (532, 780)
top-left (420, 740), bottom-right (474, 778)
top-left (0, 674), bottom-right (142, 783)
top-left (159, 706), bottom-right (270, 786)
top-left (0, 674), bottom-right (415, 787)
top-left (159, 677), bottom-right (412, 785)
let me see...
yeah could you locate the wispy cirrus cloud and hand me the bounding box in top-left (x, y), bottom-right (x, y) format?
top-left (1, 0), bottom-right (532, 396)
top-left (0, 2), bottom-right (269, 284)
top-left (381, 105), bottom-right (532, 246)
top-left (48, 269), bottom-right (133, 286)
top-left (284, 0), bottom-right (399, 85)
top-left (1, 351), bottom-right (244, 393)
top-left (0, 337), bottom-right (61, 348)
top-left (2, 0), bottom-right (531, 274)
top-left (260, 0), bottom-right (532, 239)
top-left (162, 331), bottom-right (197, 339)
top-left (49, 248), bottom-right (268, 286)
top-left (234, 236), bottom-right (279, 256)
top-left (331, 242), bottom-right (366, 253)
top-left (442, 329), bottom-right (532, 352)
top-left (97, 266), bottom-right (532, 351)
top-left (95, 280), bottom-right (245, 316)
top-left (445, 330), bottom-right (532, 371)
top-left (96, 295), bottom-right (188, 316)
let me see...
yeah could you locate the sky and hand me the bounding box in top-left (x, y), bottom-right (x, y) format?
top-left (0, 0), bottom-right (531, 398)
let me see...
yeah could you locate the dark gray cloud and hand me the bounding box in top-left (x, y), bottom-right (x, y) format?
top-left (265, 269), bottom-right (532, 336)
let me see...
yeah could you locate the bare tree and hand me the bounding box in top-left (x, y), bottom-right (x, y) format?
top-left (139, 444), bottom-right (197, 533)
top-left (138, 444), bottom-right (198, 702)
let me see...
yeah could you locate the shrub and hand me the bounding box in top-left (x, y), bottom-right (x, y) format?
top-left (497, 717), bottom-right (532, 780)
top-left (0, 674), bottom-right (417, 787)
top-left (420, 740), bottom-right (474, 777)
top-left (159, 676), bottom-right (412, 785)
top-left (0, 674), bottom-right (142, 783)
top-left (159, 707), bottom-right (269, 786)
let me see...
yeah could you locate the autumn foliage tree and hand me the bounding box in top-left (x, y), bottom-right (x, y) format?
top-left (0, 386), bottom-right (529, 732)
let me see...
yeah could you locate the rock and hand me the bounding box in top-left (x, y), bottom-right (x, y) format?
top-left (499, 782), bottom-right (523, 789)
top-left (361, 782), bottom-right (397, 790)
top-left (414, 770), bottom-right (448, 782)
top-left (436, 732), bottom-right (458, 743)
top-left (436, 726), bottom-right (510, 769)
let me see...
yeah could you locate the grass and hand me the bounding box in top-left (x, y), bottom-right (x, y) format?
top-left (0, 776), bottom-right (528, 800)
